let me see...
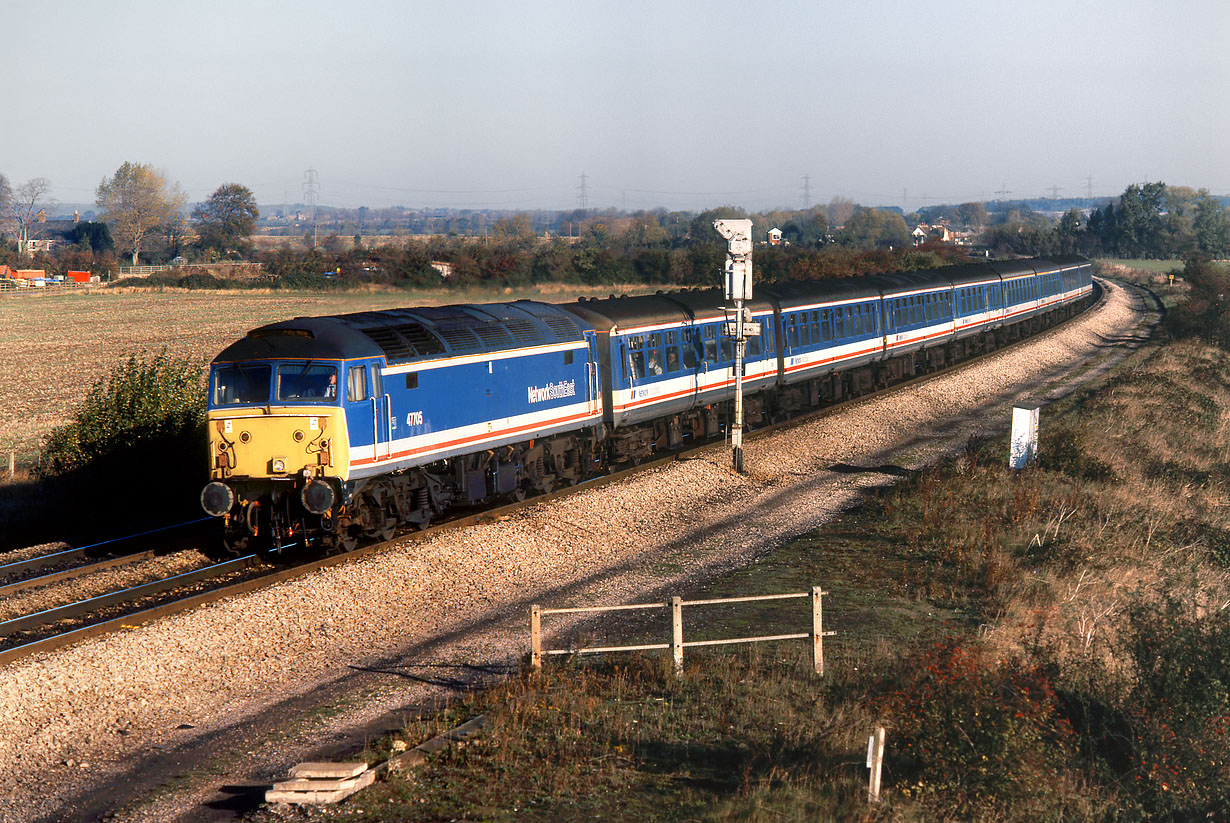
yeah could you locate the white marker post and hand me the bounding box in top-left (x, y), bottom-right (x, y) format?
top-left (714, 218), bottom-right (754, 474)
top-left (1009, 403), bottom-right (1042, 469)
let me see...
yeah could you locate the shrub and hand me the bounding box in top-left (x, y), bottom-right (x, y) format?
top-left (879, 638), bottom-right (1077, 818)
top-left (40, 351), bottom-right (206, 476)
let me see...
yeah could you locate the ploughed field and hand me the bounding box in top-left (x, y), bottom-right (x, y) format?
top-left (0, 285), bottom-right (657, 470)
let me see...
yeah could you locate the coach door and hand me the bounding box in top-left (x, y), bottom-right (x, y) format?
top-left (585, 333), bottom-right (601, 417)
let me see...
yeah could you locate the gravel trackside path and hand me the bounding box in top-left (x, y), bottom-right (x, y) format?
top-left (0, 281), bottom-right (1152, 823)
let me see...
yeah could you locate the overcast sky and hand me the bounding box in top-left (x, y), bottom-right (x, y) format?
top-left (5, 0), bottom-right (1228, 212)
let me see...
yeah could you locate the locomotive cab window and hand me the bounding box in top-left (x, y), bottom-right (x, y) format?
top-left (212, 363), bottom-right (271, 406)
top-left (276, 363), bottom-right (338, 402)
top-left (564, 350), bottom-right (573, 366)
top-left (348, 365), bottom-right (368, 402)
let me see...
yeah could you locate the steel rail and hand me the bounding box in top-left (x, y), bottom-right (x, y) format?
top-left (0, 555), bottom-right (258, 637)
top-left (0, 284), bottom-right (1117, 667)
top-left (0, 518), bottom-right (212, 578)
top-left (0, 551), bottom-right (156, 598)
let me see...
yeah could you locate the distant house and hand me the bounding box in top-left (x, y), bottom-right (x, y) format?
top-left (766, 227), bottom-right (783, 246)
top-left (913, 223), bottom-right (963, 246)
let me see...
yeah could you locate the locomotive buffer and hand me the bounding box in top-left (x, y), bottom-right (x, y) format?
top-left (714, 218), bottom-right (757, 474)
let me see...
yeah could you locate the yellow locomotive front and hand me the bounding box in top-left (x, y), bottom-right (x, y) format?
top-left (200, 356), bottom-right (350, 553)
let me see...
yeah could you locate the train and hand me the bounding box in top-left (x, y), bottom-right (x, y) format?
top-left (199, 255), bottom-right (1093, 554)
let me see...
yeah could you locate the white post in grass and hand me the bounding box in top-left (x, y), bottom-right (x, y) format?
top-left (714, 218), bottom-right (754, 474)
top-left (1010, 403), bottom-right (1042, 469)
top-left (530, 605), bottom-right (542, 670)
top-left (867, 726), bottom-right (887, 802)
top-left (671, 596), bottom-right (684, 676)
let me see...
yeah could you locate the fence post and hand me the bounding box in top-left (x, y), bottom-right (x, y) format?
top-left (671, 596), bottom-right (684, 676)
top-left (812, 586), bottom-right (824, 676)
top-left (531, 605), bottom-right (542, 670)
top-left (867, 726), bottom-right (886, 803)
top-left (7, 452), bottom-right (13, 480)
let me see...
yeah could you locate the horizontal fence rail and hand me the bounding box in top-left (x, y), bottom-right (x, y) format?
top-left (532, 586), bottom-right (836, 676)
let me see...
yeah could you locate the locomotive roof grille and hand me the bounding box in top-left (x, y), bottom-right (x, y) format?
top-left (434, 325), bottom-right (483, 352)
top-left (395, 322), bottom-right (446, 355)
top-left (541, 314), bottom-right (581, 340)
top-left (472, 323), bottom-right (515, 348)
top-left (357, 321), bottom-right (448, 364)
top-left (360, 327), bottom-right (413, 361)
top-left (504, 318), bottom-right (541, 345)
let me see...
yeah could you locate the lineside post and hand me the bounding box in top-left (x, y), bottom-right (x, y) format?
top-left (531, 605), bottom-right (542, 670)
top-left (714, 218), bottom-right (754, 474)
top-left (867, 726), bottom-right (887, 802)
top-left (671, 596), bottom-right (684, 676)
top-left (812, 586), bottom-right (824, 676)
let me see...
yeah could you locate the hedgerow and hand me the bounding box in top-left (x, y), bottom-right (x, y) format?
top-left (39, 351), bottom-right (206, 476)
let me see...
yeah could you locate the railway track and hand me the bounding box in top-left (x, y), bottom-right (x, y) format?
top-left (0, 282), bottom-right (1111, 668)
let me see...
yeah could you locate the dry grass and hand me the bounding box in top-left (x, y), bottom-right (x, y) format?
top-left (0, 283), bottom-right (667, 472)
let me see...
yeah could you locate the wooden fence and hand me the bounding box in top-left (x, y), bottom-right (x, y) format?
top-left (531, 586), bottom-right (836, 676)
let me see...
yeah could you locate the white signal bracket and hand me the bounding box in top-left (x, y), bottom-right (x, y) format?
top-left (714, 218), bottom-right (753, 301)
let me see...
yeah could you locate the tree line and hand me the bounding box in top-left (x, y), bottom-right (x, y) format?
top-left (986, 182), bottom-right (1230, 260)
top-left (4, 163), bottom-right (1228, 287)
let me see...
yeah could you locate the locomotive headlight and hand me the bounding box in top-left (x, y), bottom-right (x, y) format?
top-left (200, 482), bottom-right (234, 517)
top-left (271, 458), bottom-right (287, 473)
top-left (300, 479), bottom-right (336, 515)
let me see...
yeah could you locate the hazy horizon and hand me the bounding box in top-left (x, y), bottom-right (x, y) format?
top-left (7, 0), bottom-right (1228, 213)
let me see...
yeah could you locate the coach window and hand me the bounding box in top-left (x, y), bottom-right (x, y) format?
top-left (646, 333), bottom-right (664, 376)
top-left (347, 365), bottom-right (368, 402)
top-left (664, 330), bottom-right (681, 373)
top-left (628, 336), bottom-right (646, 379)
top-left (681, 328), bottom-right (700, 368)
top-left (747, 331), bottom-right (762, 357)
top-left (702, 326), bottom-right (719, 363)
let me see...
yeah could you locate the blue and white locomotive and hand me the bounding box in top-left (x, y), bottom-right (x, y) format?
top-left (200, 255), bottom-right (1093, 553)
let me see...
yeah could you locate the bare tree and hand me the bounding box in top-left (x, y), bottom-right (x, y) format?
top-left (9, 177), bottom-right (53, 258)
top-left (826, 196), bottom-right (857, 229)
top-left (0, 173), bottom-right (11, 228)
top-left (96, 162), bottom-right (187, 265)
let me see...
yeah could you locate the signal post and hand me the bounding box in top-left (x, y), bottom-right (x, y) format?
top-left (714, 218), bottom-right (755, 474)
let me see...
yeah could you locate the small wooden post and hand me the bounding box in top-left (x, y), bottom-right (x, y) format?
top-left (7, 452), bottom-right (13, 480)
top-left (671, 596), bottom-right (684, 676)
top-left (867, 726), bottom-right (886, 803)
top-left (812, 586), bottom-right (824, 676)
top-left (530, 605), bottom-right (542, 670)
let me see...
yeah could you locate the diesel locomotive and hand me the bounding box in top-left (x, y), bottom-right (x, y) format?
top-left (200, 255), bottom-right (1093, 554)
